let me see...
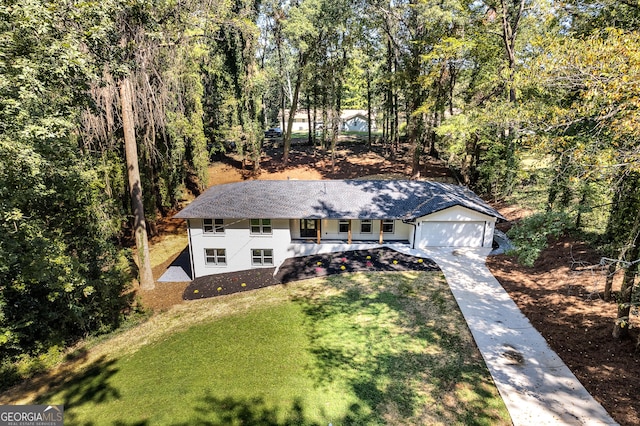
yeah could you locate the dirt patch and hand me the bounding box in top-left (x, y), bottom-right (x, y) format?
top-left (209, 141), bottom-right (458, 184)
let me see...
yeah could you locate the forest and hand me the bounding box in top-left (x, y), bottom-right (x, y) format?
top-left (1, 0), bottom-right (639, 385)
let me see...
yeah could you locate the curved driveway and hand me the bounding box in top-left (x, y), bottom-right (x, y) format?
top-left (387, 245), bottom-right (618, 426)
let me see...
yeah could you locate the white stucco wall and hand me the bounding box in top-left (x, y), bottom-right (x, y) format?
top-left (188, 218), bottom-right (292, 278)
top-left (415, 206), bottom-right (496, 248)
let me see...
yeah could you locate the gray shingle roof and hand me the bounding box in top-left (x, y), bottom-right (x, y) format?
top-left (173, 180), bottom-right (505, 221)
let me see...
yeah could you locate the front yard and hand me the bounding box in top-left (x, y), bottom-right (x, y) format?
top-left (32, 271), bottom-right (509, 425)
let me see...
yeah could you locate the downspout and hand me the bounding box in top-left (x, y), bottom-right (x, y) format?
top-left (402, 218), bottom-right (417, 249)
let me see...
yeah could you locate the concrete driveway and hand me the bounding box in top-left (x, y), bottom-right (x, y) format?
top-left (388, 245), bottom-right (617, 426)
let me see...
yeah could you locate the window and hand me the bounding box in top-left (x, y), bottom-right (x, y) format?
top-left (360, 219), bottom-right (372, 233)
top-left (382, 219), bottom-right (395, 234)
top-left (250, 219), bottom-right (272, 235)
top-left (205, 248), bottom-right (226, 266)
top-left (204, 218), bottom-right (224, 234)
top-left (339, 220), bottom-right (349, 233)
top-left (252, 249), bottom-right (274, 266)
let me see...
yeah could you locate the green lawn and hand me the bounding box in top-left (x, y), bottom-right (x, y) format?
top-left (40, 272), bottom-right (510, 425)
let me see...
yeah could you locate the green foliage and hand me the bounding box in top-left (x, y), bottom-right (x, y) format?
top-left (605, 172), bottom-right (640, 253)
top-left (507, 211), bottom-right (574, 267)
top-left (0, 346), bottom-right (64, 390)
top-left (200, 0), bottom-right (263, 164)
top-left (0, 139), bottom-right (133, 361)
top-left (0, 0), bottom-right (133, 364)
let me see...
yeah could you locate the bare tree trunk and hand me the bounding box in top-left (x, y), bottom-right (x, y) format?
top-left (321, 104), bottom-right (328, 149)
top-left (120, 77), bottom-right (154, 290)
top-left (306, 94), bottom-right (312, 145)
top-left (283, 53), bottom-right (307, 162)
top-left (312, 99), bottom-right (317, 146)
top-left (367, 70), bottom-right (372, 148)
top-left (330, 49), bottom-right (346, 172)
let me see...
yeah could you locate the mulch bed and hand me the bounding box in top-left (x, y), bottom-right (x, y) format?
top-left (183, 247), bottom-right (439, 300)
top-left (487, 237), bottom-right (640, 426)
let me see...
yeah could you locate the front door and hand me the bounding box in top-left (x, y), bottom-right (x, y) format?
top-left (300, 219), bottom-right (319, 238)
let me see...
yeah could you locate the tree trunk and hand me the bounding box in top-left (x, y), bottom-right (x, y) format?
top-left (331, 49), bottom-right (346, 172)
top-left (613, 249), bottom-right (639, 339)
top-left (321, 104), bottom-right (328, 149)
top-left (306, 94), bottom-right (312, 145)
top-left (612, 213), bottom-right (640, 338)
top-left (120, 77), bottom-right (154, 291)
top-left (312, 87), bottom-right (318, 146)
top-left (366, 70), bottom-right (372, 148)
top-left (606, 172), bottom-right (640, 306)
top-left (604, 263), bottom-right (615, 302)
top-left (283, 53), bottom-right (307, 163)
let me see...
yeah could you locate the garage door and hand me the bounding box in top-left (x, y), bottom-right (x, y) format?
top-left (419, 221), bottom-right (485, 247)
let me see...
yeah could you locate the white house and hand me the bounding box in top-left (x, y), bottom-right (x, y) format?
top-left (173, 180), bottom-right (505, 279)
top-left (279, 109), bottom-right (376, 132)
top-left (342, 111), bottom-right (375, 132)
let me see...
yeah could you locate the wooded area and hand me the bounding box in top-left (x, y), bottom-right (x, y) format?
top-left (1, 0), bottom-right (639, 385)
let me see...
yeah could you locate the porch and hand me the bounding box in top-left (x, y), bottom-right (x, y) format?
top-left (286, 239), bottom-right (411, 259)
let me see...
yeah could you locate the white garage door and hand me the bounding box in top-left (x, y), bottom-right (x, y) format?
top-left (419, 221), bottom-right (485, 247)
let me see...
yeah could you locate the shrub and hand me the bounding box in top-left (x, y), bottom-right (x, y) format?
top-left (507, 211), bottom-right (573, 266)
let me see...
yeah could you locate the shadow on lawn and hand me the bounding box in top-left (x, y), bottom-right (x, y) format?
top-left (170, 392), bottom-right (375, 426)
top-left (35, 356), bottom-right (122, 426)
top-left (291, 272), bottom-right (509, 425)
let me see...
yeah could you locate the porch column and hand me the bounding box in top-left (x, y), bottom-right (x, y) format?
top-left (316, 219), bottom-right (321, 244)
top-left (348, 220), bottom-right (352, 244)
top-left (379, 220), bottom-right (384, 244)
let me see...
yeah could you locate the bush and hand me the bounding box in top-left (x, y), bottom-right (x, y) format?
top-left (507, 211), bottom-right (573, 266)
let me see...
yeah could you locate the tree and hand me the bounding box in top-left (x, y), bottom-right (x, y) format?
top-left (0, 0), bottom-right (131, 361)
top-left (607, 172), bottom-right (640, 339)
top-left (280, 0), bottom-right (323, 162)
top-left (120, 77), bottom-right (154, 289)
top-left (80, 0), bottom-right (221, 286)
top-left (525, 27), bottom-right (640, 338)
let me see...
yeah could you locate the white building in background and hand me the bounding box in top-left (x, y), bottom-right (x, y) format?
top-left (278, 109), bottom-right (377, 132)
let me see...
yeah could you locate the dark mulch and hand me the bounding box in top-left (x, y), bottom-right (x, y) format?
top-left (183, 247), bottom-right (439, 301)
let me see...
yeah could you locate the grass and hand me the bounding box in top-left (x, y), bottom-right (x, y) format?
top-left (30, 271), bottom-right (509, 425)
top-left (149, 232), bottom-right (188, 269)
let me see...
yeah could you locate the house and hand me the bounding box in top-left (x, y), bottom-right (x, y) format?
top-left (173, 180), bottom-right (505, 279)
top-left (278, 109), bottom-right (376, 132)
top-left (342, 110), bottom-right (376, 132)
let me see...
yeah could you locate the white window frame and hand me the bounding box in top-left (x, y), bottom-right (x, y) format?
top-left (360, 219), bottom-right (372, 234)
top-left (251, 249), bottom-right (274, 266)
top-left (250, 219), bottom-right (272, 235)
top-left (204, 248), bottom-right (226, 266)
top-left (339, 220), bottom-right (349, 233)
top-left (204, 218), bottom-right (225, 234)
top-left (382, 219), bottom-right (395, 234)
